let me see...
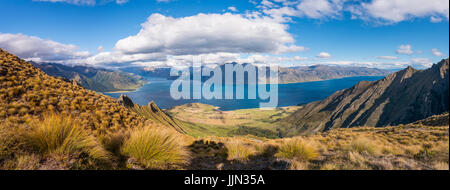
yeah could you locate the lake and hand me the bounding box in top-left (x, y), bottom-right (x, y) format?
top-left (105, 76), bottom-right (384, 111)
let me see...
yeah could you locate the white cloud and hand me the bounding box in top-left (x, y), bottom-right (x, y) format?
top-left (0, 33), bottom-right (89, 62)
top-left (432, 48), bottom-right (444, 57)
top-left (360, 0), bottom-right (449, 23)
top-left (411, 58), bottom-right (433, 67)
top-left (396, 44), bottom-right (414, 55)
top-left (260, 0), bottom-right (345, 22)
top-left (316, 52), bottom-right (332, 59)
top-left (74, 51), bottom-right (166, 66)
top-left (114, 13), bottom-right (306, 57)
top-left (296, 0), bottom-right (344, 19)
top-left (228, 6), bottom-right (238, 12)
top-left (258, 0), bottom-right (449, 24)
top-left (34, 0), bottom-right (129, 6)
top-left (376, 56), bottom-right (398, 60)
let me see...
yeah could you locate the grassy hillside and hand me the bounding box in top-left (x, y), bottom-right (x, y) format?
top-left (187, 114), bottom-right (448, 170)
top-left (0, 49), bottom-right (146, 135)
top-left (0, 48), bottom-right (187, 170)
top-left (167, 103), bottom-right (301, 138)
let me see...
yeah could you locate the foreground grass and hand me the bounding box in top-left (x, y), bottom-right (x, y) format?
top-left (1, 112), bottom-right (448, 170)
top-left (188, 120), bottom-right (449, 170)
top-left (28, 114), bottom-right (110, 160)
top-left (0, 114), bottom-right (189, 170)
top-left (121, 126), bottom-right (189, 169)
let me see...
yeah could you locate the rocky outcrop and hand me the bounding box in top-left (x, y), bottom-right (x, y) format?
top-left (118, 94), bottom-right (135, 108)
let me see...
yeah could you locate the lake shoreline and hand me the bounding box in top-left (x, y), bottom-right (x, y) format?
top-left (104, 75), bottom-right (386, 111)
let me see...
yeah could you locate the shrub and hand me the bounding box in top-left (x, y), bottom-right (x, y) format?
top-left (275, 138), bottom-right (318, 161)
top-left (120, 126), bottom-right (189, 169)
top-left (27, 113), bottom-right (109, 160)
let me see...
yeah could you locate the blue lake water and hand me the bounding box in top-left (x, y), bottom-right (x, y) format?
top-left (105, 76), bottom-right (384, 111)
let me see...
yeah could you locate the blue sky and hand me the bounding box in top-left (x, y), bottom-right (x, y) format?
top-left (0, 0), bottom-right (448, 69)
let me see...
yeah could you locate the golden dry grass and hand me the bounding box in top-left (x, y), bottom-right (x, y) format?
top-left (120, 126), bottom-right (190, 169)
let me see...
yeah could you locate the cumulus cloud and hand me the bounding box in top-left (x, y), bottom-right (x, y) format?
top-left (396, 44), bottom-right (414, 55)
top-left (360, 0), bottom-right (449, 23)
top-left (0, 33), bottom-right (89, 62)
top-left (34, 0), bottom-right (129, 6)
top-left (114, 13), bottom-right (306, 57)
top-left (257, 0), bottom-right (449, 24)
top-left (432, 48), bottom-right (444, 57)
top-left (316, 52), bottom-right (332, 59)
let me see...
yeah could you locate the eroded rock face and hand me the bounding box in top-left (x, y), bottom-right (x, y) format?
top-left (280, 59), bottom-right (449, 136)
top-left (118, 94), bottom-right (134, 108)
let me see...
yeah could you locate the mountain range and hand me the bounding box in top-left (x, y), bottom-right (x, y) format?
top-left (31, 62), bottom-right (147, 92)
top-left (121, 63), bottom-right (391, 84)
top-left (279, 58), bottom-right (449, 136)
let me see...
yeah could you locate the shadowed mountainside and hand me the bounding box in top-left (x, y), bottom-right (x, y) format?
top-left (31, 62), bottom-right (147, 92)
top-left (279, 59), bottom-right (449, 136)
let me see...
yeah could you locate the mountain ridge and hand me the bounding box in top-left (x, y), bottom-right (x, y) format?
top-left (31, 62), bottom-right (147, 92)
top-left (279, 58), bottom-right (449, 136)
top-left (121, 63), bottom-right (391, 84)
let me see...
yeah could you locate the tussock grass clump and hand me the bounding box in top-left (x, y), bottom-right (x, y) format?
top-left (349, 137), bottom-right (378, 154)
top-left (275, 138), bottom-right (318, 161)
top-left (27, 114), bottom-right (109, 160)
top-left (225, 141), bottom-right (256, 161)
top-left (120, 126), bottom-right (189, 169)
top-left (0, 125), bottom-right (27, 160)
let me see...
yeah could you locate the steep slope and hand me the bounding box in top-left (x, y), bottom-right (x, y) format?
top-left (0, 48), bottom-right (147, 135)
top-left (118, 95), bottom-right (186, 134)
top-left (32, 62), bottom-right (147, 92)
top-left (279, 59), bottom-right (449, 136)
